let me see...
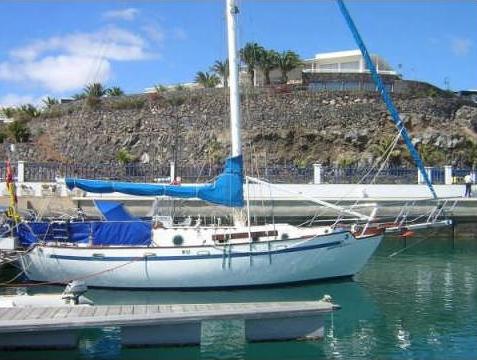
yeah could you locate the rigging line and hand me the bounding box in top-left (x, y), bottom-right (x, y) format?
top-left (328, 128), bottom-right (404, 212)
top-left (388, 229), bottom-right (439, 258)
top-left (3, 255), bottom-right (143, 288)
top-left (336, 0), bottom-right (437, 200)
top-left (344, 129), bottom-right (404, 214)
top-left (305, 128), bottom-right (405, 225)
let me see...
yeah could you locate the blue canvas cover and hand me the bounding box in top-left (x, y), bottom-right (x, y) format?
top-left (17, 222), bottom-right (50, 246)
top-left (65, 155), bottom-right (244, 208)
top-left (91, 221), bottom-right (151, 246)
top-left (94, 200), bottom-right (135, 221)
top-left (16, 220), bottom-right (151, 247)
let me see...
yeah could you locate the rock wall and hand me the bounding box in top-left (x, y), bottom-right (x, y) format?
top-left (3, 86), bottom-right (477, 167)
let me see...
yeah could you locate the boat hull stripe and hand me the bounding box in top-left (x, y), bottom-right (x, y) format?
top-left (48, 240), bottom-right (343, 261)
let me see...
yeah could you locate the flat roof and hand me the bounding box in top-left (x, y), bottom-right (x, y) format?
top-left (314, 49), bottom-right (362, 60)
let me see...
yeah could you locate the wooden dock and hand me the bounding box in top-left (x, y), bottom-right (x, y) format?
top-left (0, 300), bottom-right (338, 349)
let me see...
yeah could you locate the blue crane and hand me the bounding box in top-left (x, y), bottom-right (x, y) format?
top-left (336, 0), bottom-right (438, 200)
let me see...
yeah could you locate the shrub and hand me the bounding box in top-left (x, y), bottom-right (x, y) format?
top-left (42, 108), bottom-right (64, 119)
top-left (8, 121), bottom-right (30, 142)
top-left (117, 148), bottom-right (134, 164)
top-left (86, 96), bottom-right (101, 108)
top-left (110, 98), bottom-right (145, 110)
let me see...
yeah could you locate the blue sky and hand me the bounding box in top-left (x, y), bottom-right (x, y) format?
top-left (0, 1), bottom-right (475, 107)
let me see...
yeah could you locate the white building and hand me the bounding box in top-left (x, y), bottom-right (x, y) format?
top-left (302, 49), bottom-right (396, 75)
top-left (0, 110), bottom-right (13, 124)
top-left (241, 49), bottom-right (397, 87)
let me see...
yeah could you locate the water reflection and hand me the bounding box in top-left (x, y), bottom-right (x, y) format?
top-left (0, 229), bottom-right (476, 359)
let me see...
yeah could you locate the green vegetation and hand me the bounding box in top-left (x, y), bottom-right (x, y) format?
top-left (417, 144), bottom-right (445, 166)
top-left (18, 104), bottom-right (41, 118)
top-left (42, 97), bottom-right (59, 109)
top-left (72, 92), bottom-right (87, 100)
top-left (116, 148), bottom-right (134, 164)
top-left (107, 87), bottom-right (125, 97)
top-left (205, 138), bottom-right (224, 164)
top-left (2, 107), bottom-right (16, 118)
top-left (240, 42), bottom-right (264, 85)
top-left (1, 104), bottom-right (41, 122)
top-left (42, 107), bottom-right (64, 119)
top-left (275, 51), bottom-right (302, 83)
top-left (7, 121), bottom-right (30, 142)
top-left (257, 50), bottom-right (279, 85)
top-left (194, 71), bottom-right (220, 88)
top-left (369, 135), bottom-right (403, 165)
top-left (210, 60), bottom-right (229, 87)
top-left (110, 98), bottom-right (145, 110)
top-left (83, 83), bottom-right (108, 98)
top-left (72, 83), bottom-right (126, 104)
top-left (167, 96), bottom-right (186, 107)
top-left (0, 131), bottom-right (7, 143)
top-left (154, 84), bottom-right (168, 93)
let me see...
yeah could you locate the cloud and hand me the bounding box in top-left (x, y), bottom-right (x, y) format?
top-left (450, 37), bottom-right (472, 56)
top-left (9, 26), bottom-right (149, 62)
top-left (0, 93), bottom-right (45, 108)
top-left (0, 26), bottom-right (149, 93)
top-left (103, 8), bottom-right (139, 21)
top-left (24, 56), bottom-right (111, 93)
top-left (142, 24), bottom-right (166, 44)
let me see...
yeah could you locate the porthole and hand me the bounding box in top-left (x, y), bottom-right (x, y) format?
top-left (281, 233), bottom-right (289, 240)
top-left (173, 235), bottom-right (184, 246)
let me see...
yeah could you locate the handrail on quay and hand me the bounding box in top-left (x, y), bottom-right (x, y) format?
top-left (2, 161), bottom-right (475, 185)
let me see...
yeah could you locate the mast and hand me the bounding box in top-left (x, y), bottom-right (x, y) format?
top-left (336, 0), bottom-right (438, 200)
top-left (226, 0), bottom-right (242, 157)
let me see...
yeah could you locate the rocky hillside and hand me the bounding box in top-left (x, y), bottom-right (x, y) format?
top-left (3, 86), bottom-right (477, 168)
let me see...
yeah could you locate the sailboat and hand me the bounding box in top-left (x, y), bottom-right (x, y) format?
top-left (12, 0), bottom-right (389, 289)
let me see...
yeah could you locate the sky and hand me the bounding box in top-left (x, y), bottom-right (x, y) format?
top-left (0, 0), bottom-right (475, 107)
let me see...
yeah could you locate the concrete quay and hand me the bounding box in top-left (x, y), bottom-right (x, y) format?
top-left (0, 182), bottom-right (475, 222)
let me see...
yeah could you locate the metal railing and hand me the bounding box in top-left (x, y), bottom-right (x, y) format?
top-left (7, 162), bottom-right (475, 185)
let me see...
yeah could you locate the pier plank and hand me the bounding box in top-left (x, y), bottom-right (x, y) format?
top-left (0, 300), bottom-right (336, 343)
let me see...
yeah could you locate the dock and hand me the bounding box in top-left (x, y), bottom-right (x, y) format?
top-left (0, 300), bottom-right (338, 349)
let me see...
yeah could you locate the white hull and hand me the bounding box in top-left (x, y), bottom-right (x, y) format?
top-left (20, 230), bottom-right (382, 289)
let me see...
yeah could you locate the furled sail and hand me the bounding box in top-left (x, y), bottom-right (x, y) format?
top-left (65, 155), bottom-right (244, 208)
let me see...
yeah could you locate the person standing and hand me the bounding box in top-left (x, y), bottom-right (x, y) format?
top-left (464, 173), bottom-right (473, 197)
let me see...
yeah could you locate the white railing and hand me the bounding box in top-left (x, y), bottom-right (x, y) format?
top-left (302, 69), bottom-right (397, 75)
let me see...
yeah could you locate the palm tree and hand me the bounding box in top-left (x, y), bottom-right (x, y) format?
top-left (257, 50), bottom-right (279, 85)
top-left (276, 51), bottom-right (302, 84)
top-left (194, 71), bottom-right (220, 88)
top-left (42, 96), bottom-right (59, 109)
top-left (18, 104), bottom-right (41, 118)
top-left (8, 121), bottom-right (30, 142)
top-left (72, 93), bottom-right (87, 100)
top-left (83, 83), bottom-right (107, 98)
top-left (211, 60), bottom-right (229, 87)
top-left (106, 86), bottom-right (125, 96)
top-left (240, 42), bottom-right (265, 86)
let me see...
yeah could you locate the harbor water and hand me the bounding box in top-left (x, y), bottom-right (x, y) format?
top-left (0, 225), bottom-right (476, 360)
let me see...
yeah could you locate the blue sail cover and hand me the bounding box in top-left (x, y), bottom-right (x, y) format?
top-left (94, 200), bottom-right (135, 221)
top-left (16, 221), bottom-right (152, 246)
top-left (66, 155), bottom-right (244, 207)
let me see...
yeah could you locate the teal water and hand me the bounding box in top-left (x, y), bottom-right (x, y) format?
top-left (1, 226), bottom-right (476, 360)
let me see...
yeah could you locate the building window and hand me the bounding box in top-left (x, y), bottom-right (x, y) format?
top-left (340, 61), bottom-right (360, 71)
top-left (319, 63), bottom-right (339, 72)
